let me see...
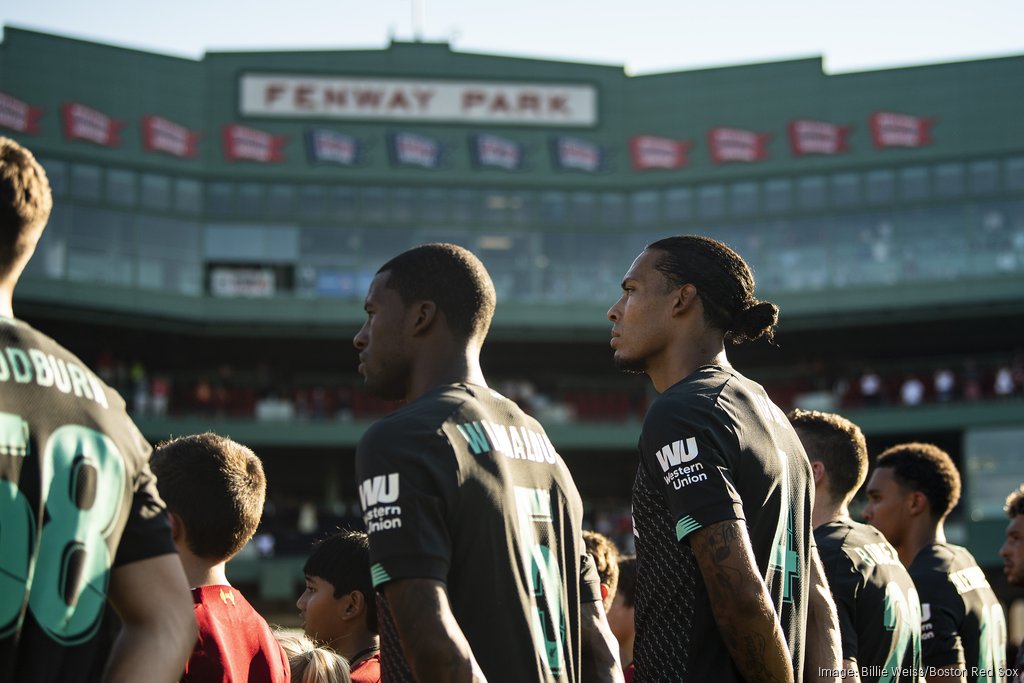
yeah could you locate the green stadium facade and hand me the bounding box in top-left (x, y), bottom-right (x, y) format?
top-left (2, 27), bottom-right (1023, 590)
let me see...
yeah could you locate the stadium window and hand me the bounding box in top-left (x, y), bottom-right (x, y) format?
top-left (697, 185), bottom-right (725, 220)
top-left (899, 166), bottom-right (930, 202)
top-left (175, 178), bottom-right (203, 214)
top-left (390, 188), bottom-right (417, 224)
top-left (206, 182), bottom-right (234, 217)
top-left (67, 207), bottom-right (133, 286)
top-left (630, 191), bottom-right (660, 226)
top-left (298, 186), bottom-right (326, 220)
top-left (105, 169), bottom-right (136, 207)
top-left (71, 164), bottom-right (102, 201)
top-left (865, 170), bottom-right (895, 205)
top-left (763, 179), bottom-right (792, 214)
top-left (830, 173), bottom-right (859, 208)
top-left (600, 192), bottom-right (626, 227)
top-left (570, 192), bottom-right (599, 226)
top-left (237, 183), bottom-right (265, 218)
top-left (299, 226), bottom-right (355, 260)
top-left (969, 160), bottom-right (999, 195)
top-left (359, 187), bottom-right (388, 224)
top-left (37, 158), bottom-right (68, 197)
top-left (419, 188), bottom-right (448, 224)
top-left (664, 188), bottom-right (692, 222)
top-left (140, 173), bottom-right (172, 211)
top-left (136, 216), bottom-right (202, 294)
top-left (267, 184), bottom-right (296, 219)
top-left (934, 163), bottom-right (965, 198)
top-left (451, 189), bottom-right (478, 225)
top-left (1005, 158), bottom-right (1024, 192)
top-left (22, 201), bottom-right (69, 280)
top-left (540, 191), bottom-right (567, 226)
top-left (730, 182), bottom-right (759, 217)
top-left (797, 176), bottom-right (826, 211)
top-left (510, 191), bottom-right (534, 225)
top-left (328, 187), bottom-right (357, 222)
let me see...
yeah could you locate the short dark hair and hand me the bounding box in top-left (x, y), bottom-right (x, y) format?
top-left (788, 409), bottom-right (867, 504)
top-left (646, 235), bottom-right (778, 344)
top-left (0, 137), bottom-right (52, 277)
top-left (875, 442), bottom-right (961, 521)
top-left (616, 555), bottom-right (637, 607)
top-left (1006, 484), bottom-right (1024, 518)
top-left (304, 530), bottom-right (378, 634)
top-left (583, 530), bottom-right (620, 608)
top-left (151, 433), bottom-right (267, 561)
top-left (377, 243), bottom-right (496, 342)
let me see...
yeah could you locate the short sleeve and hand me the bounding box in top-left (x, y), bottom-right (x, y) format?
top-left (639, 397), bottom-right (744, 542)
top-left (113, 425), bottom-right (176, 567)
top-left (914, 570), bottom-right (965, 668)
top-left (579, 547), bottom-right (602, 604)
top-left (356, 420), bottom-right (458, 588)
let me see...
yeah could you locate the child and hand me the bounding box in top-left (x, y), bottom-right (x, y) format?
top-left (151, 433), bottom-right (290, 682)
top-left (277, 633), bottom-right (350, 683)
top-left (297, 530), bottom-right (380, 683)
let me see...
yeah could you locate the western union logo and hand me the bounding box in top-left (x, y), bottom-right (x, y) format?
top-left (655, 437), bottom-right (698, 472)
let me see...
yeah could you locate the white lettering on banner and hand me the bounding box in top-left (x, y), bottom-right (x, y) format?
top-left (654, 437), bottom-right (698, 472)
top-left (240, 74), bottom-right (597, 126)
top-left (359, 473), bottom-right (400, 509)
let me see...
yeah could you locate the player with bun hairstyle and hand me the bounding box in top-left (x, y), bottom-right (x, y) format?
top-left (607, 235), bottom-right (841, 683)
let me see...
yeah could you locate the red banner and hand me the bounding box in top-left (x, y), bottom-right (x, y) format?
top-left (630, 135), bottom-right (690, 171)
top-left (62, 102), bottom-right (121, 147)
top-left (0, 92), bottom-right (44, 134)
top-left (708, 127), bottom-right (770, 163)
top-left (788, 120), bottom-right (851, 156)
top-left (222, 124), bottom-right (287, 163)
top-left (141, 115), bottom-right (200, 158)
top-left (869, 112), bottom-right (934, 148)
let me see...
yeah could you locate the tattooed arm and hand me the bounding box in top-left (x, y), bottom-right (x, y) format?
top-left (690, 519), bottom-right (795, 683)
top-left (382, 578), bottom-right (487, 683)
top-left (803, 547), bottom-right (842, 683)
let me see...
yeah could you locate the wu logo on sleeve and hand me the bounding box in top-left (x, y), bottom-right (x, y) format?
top-left (359, 473), bottom-right (400, 509)
top-left (655, 437), bottom-right (698, 472)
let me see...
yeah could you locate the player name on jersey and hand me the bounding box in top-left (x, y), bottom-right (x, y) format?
top-left (0, 344), bottom-right (108, 409)
top-left (454, 419), bottom-right (558, 464)
top-left (849, 541), bottom-right (902, 568)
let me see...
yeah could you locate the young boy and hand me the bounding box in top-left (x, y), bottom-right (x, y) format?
top-left (297, 530), bottom-right (380, 683)
top-left (151, 433), bottom-right (289, 682)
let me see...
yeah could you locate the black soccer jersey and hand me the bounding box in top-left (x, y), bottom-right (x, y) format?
top-left (815, 519), bottom-right (922, 682)
top-left (355, 383), bottom-right (601, 683)
top-left (910, 543), bottom-right (1006, 683)
top-left (0, 318), bottom-right (175, 683)
top-left (631, 365), bottom-right (812, 683)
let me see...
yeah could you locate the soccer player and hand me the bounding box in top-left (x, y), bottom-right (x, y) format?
top-left (0, 136), bottom-right (196, 682)
top-left (789, 409), bottom-right (922, 682)
top-left (998, 484), bottom-right (1024, 683)
top-left (297, 530), bottom-right (381, 683)
top-left (353, 243), bottom-right (621, 683)
top-left (607, 556), bottom-right (637, 683)
top-left (150, 433), bottom-right (289, 682)
top-left (583, 529), bottom-right (621, 611)
top-left (864, 443), bottom-right (1006, 683)
top-left (606, 235), bottom-right (840, 683)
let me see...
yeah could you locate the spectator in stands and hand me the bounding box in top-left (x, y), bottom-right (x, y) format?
top-left (994, 365), bottom-right (1015, 398)
top-left (583, 530), bottom-right (621, 612)
top-left (151, 433), bottom-right (289, 683)
top-left (607, 557), bottom-right (637, 683)
top-left (900, 375), bottom-right (925, 407)
top-left (963, 359), bottom-right (983, 401)
top-left (150, 374), bottom-right (171, 416)
top-left (999, 485), bottom-right (1024, 682)
top-left (860, 368), bottom-right (883, 406)
top-left (276, 633), bottom-right (351, 683)
top-left (297, 530), bottom-right (380, 683)
top-left (933, 367), bottom-right (956, 402)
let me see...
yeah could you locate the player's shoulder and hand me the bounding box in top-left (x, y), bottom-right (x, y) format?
top-left (647, 365), bottom-right (734, 421)
top-left (909, 543), bottom-right (964, 588)
top-left (814, 518), bottom-right (856, 552)
top-left (359, 384), bottom-right (472, 448)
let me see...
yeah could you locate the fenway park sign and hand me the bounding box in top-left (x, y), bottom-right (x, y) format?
top-left (239, 74), bottom-right (597, 126)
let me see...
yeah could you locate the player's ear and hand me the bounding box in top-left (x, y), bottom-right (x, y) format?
top-left (167, 511), bottom-right (185, 543)
top-left (671, 283), bottom-right (697, 317)
top-left (907, 490), bottom-right (929, 517)
top-left (810, 461), bottom-right (825, 485)
top-left (409, 300), bottom-right (437, 336)
top-left (342, 590), bottom-right (365, 620)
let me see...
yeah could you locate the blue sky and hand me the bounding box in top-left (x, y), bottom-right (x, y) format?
top-left (3, 0), bottom-right (1023, 74)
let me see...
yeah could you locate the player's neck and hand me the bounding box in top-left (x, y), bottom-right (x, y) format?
top-left (811, 497), bottom-right (848, 530)
top-left (407, 344), bottom-right (487, 401)
top-left (333, 630), bottom-right (379, 664)
top-left (648, 343), bottom-right (729, 393)
top-left (0, 287), bottom-right (14, 319)
top-left (180, 551), bottom-right (230, 588)
top-left (898, 520), bottom-right (945, 568)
